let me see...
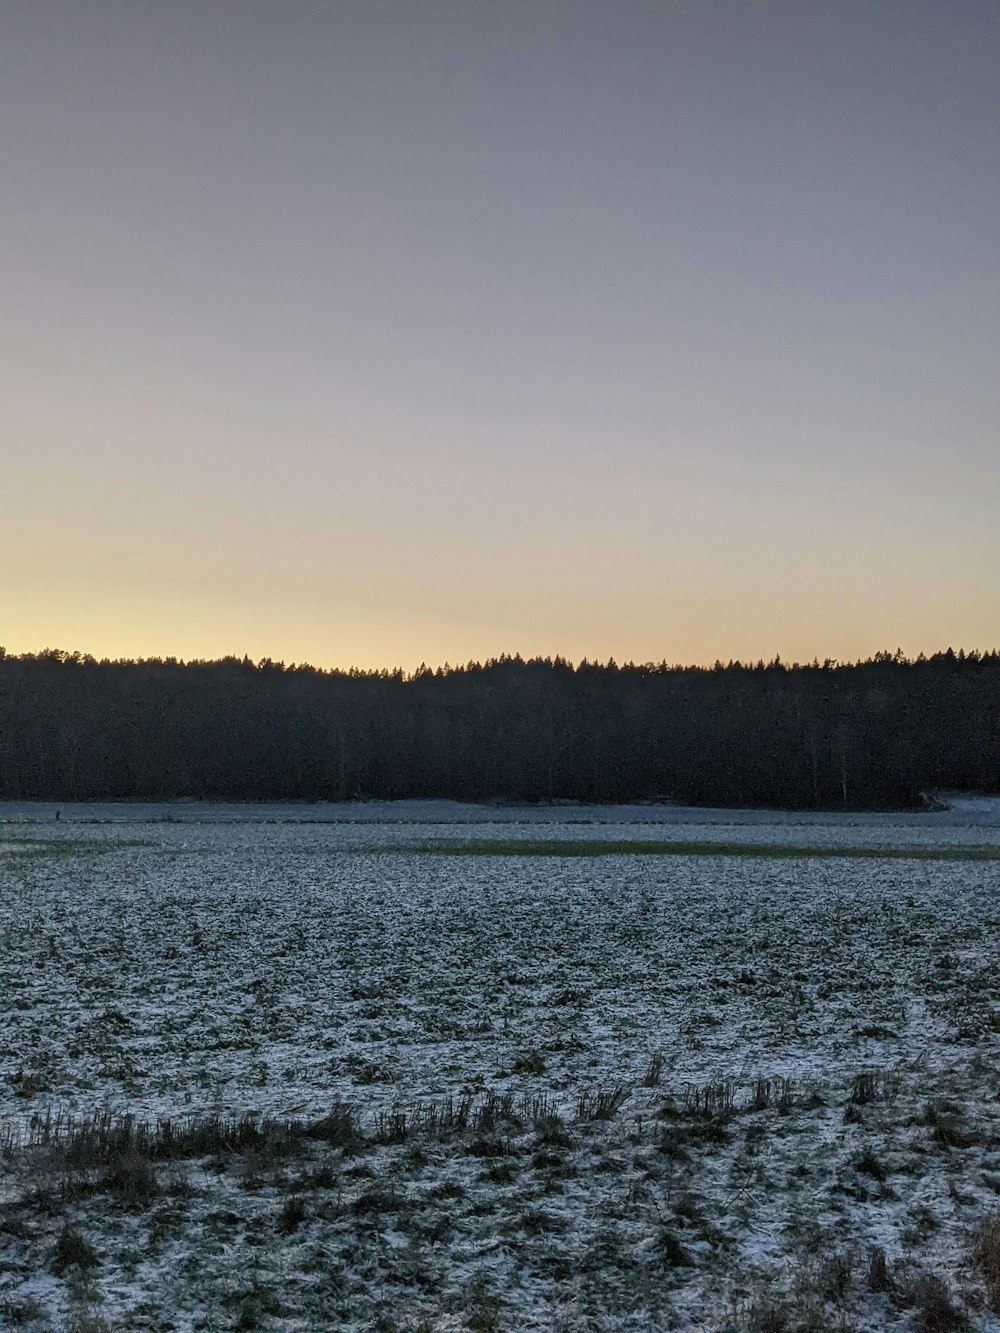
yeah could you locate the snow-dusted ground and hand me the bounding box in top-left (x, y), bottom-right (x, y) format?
top-left (0, 800), bottom-right (998, 1331)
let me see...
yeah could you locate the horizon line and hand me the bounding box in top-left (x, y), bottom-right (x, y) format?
top-left (3, 643), bottom-right (998, 679)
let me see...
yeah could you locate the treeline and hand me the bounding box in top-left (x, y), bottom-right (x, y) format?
top-left (0, 647), bottom-right (997, 809)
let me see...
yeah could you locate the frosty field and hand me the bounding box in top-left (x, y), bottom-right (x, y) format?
top-left (0, 800), bottom-right (998, 1331)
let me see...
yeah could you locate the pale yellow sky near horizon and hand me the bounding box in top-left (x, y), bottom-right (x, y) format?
top-left (3, 533), bottom-right (995, 673)
top-left (3, 376), bottom-right (997, 671)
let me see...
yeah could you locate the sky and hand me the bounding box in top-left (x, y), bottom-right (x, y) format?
top-left (2, 0), bottom-right (998, 671)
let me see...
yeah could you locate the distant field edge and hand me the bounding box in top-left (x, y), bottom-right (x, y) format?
top-left (410, 838), bottom-right (1000, 861)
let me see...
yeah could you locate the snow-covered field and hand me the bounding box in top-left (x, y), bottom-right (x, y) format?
top-left (0, 800), bottom-right (998, 1331)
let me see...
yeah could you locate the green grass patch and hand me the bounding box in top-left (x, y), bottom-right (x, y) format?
top-left (410, 839), bottom-right (1000, 862)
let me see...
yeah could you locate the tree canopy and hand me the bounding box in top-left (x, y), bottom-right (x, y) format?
top-left (0, 647), bottom-right (996, 809)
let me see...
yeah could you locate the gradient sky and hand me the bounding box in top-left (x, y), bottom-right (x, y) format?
top-left (3, 1), bottom-right (998, 670)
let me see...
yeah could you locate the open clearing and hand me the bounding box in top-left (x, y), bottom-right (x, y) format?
top-left (0, 799), bottom-right (998, 1331)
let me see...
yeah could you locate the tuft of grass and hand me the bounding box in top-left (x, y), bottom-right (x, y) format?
top-left (906, 1275), bottom-right (966, 1333)
top-left (684, 1078), bottom-right (738, 1117)
top-left (482, 1161), bottom-right (517, 1185)
top-left (534, 1114), bottom-right (572, 1149)
top-left (21, 1108), bottom-right (307, 1167)
top-left (352, 1185), bottom-right (399, 1217)
top-left (466, 1281), bottom-right (503, 1333)
top-left (749, 1300), bottom-right (790, 1333)
top-left (816, 1251), bottom-right (853, 1301)
top-left (658, 1229), bottom-right (693, 1268)
top-left (8, 1071), bottom-right (52, 1098)
top-left (277, 1195), bottom-right (306, 1234)
top-left (520, 1207), bottom-right (565, 1236)
top-left (868, 1245), bottom-right (890, 1292)
top-left (531, 1147), bottom-right (570, 1173)
top-left (857, 1148), bottom-right (888, 1182)
top-left (972, 1213), bottom-right (1000, 1313)
top-left (101, 1150), bottom-right (158, 1210)
top-left (642, 1051), bottom-right (665, 1087)
top-left (1, 1297), bottom-right (50, 1328)
top-left (848, 1070), bottom-right (899, 1105)
top-left (66, 1312), bottom-right (112, 1333)
top-left (576, 1086), bottom-right (629, 1121)
top-left (234, 1284), bottom-right (283, 1330)
top-left (50, 1224), bottom-right (99, 1276)
top-left (657, 1106), bottom-right (731, 1159)
top-left (468, 1135), bottom-right (510, 1159)
top-left (430, 1179), bottom-right (466, 1201)
top-left (472, 1092), bottom-right (513, 1135)
top-left (924, 1102), bottom-right (976, 1150)
top-left (511, 1050), bottom-right (546, 1076)
top-left (372, 1110), bottom-right (409, 1145)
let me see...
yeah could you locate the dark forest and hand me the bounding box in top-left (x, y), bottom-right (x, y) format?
top-left (0, 648), bottom-right (997, 809)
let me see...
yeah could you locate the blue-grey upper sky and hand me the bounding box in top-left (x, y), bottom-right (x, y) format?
top-left (3, 1), bottom-right (998, 667)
